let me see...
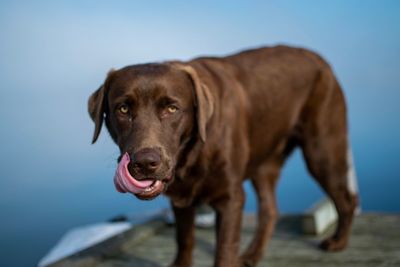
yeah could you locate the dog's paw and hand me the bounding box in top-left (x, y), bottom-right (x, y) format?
top-left (240, 255), bottom-right (257, 267)
top-left (319, 237), bottom-right (348, 251)
top-left (168, 260), bottom-right (191, 267)
top-left (241, 261), bottom-right (255, 267)
top-left (168, 264), bottom-right (189, 267)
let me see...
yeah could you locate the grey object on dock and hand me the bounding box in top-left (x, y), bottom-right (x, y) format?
top-left (38, 222), bottom-right (131, 267)
top-left (40, 213), bottom-right (400, 267)
top-left (38, 210), bottom-right (165, 267)
top-left (302, 198), bottom-right (338, 235)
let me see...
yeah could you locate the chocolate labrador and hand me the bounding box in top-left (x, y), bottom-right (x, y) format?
top-left (88, 45), bottom-right (359, 267)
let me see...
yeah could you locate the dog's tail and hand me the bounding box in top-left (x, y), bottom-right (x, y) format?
top-left (346, 144), bottom-right (361, 214)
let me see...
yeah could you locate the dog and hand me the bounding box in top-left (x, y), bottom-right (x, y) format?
top-left (88, 45), bottom-right (359, 267)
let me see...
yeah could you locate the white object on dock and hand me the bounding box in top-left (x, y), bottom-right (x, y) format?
top-left (302, 198), bottom-right (338, 235)
top-left (38, 222), bottom-right (131, 267)
top-left (163, 208), bottom-right (216, 228)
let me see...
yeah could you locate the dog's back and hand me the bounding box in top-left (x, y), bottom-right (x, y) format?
top-left (189, 46), bottom-right (346, 171)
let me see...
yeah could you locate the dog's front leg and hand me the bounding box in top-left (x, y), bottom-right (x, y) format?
top-left (213, 187), bottom-right (245, 267)
top-left (169, 203), bottom-right (195, 267)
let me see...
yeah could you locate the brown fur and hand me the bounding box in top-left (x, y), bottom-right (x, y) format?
top-left (89, 45), bottom-right (358, 267)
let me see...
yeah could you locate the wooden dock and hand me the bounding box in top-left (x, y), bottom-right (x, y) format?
top-left (45, 213), bottom-right (400, 267)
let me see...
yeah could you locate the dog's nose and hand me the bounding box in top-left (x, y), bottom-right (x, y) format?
top-left (132, 148), bottom-right (161, 174)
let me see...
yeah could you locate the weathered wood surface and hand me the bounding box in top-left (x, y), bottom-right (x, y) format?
top-left (49, 213), bottom-right (400, 267)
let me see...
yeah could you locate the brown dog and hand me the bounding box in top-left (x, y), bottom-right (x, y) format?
top-left (89, 45), bottom-right (359, 267)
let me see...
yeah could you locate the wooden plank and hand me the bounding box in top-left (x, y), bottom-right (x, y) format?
top-left (41, 213), bottom-right (400, 267)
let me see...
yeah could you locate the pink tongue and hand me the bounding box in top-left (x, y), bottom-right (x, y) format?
top-left (114, 153), bottom-right (154, 194)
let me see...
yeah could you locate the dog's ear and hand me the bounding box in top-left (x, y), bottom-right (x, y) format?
top-left (174, 64), bottom-right (214, 142)
top-left (88, 85), bottom-right (105, 144)
top-left (88, 69), bottom-right (115, 144)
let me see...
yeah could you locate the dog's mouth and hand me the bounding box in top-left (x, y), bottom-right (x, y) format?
top-left (114, 153), bottom-right (172, 200)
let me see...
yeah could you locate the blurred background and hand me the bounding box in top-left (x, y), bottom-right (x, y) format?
top-left (0, 1), bottom-right (399, 266)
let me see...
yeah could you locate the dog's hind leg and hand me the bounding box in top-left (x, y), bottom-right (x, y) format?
top-left (241, 160), bottom-right (281, 267)
top-left (302, 135), bottom-right (359, 251)
top-left (300, 71), bottom-right (359, 251)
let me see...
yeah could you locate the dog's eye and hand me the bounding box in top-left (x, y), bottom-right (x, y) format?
top-left (167, 105), bottom-right (178, 114)
top-left (118, 105), bottom-right (129, 114)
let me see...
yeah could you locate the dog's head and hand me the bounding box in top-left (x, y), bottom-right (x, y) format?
top-left (88, 63), bottom-right (213, 200)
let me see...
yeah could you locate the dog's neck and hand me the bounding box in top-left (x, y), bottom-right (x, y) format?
top-left (165, 133), bottom-right (210, 207)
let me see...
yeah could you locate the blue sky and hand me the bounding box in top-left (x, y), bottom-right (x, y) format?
top-left (0, 1), bottom-right (399, 266)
